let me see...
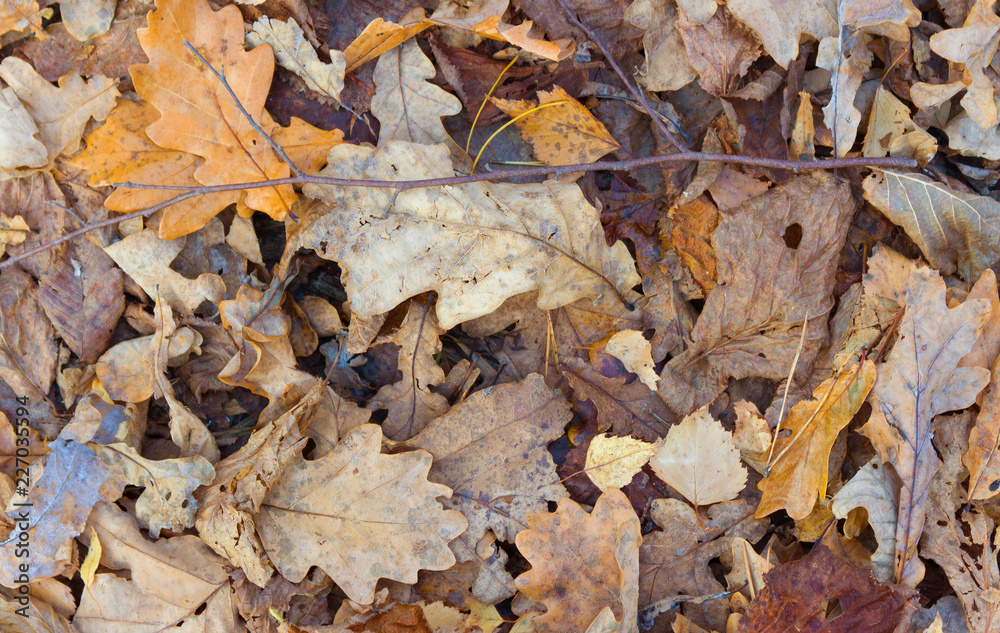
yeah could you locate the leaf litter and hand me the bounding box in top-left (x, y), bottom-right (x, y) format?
top-left (3, 0), bottom-right (1000, 631)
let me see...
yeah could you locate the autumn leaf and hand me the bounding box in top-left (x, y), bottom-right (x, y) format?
top-left (675, 5), bottom-right (761, 96)
top-left (130, 0), bottom-right (297, 230)
top-left (493, 86), bottom-right (622, 166)
top-left (863, 169), bottom-right (1000, 282)
top-left (0, 214), bottom-right (28, 258)
top-left (756, 360), bottom-right (876, 520)
top-left (726, 0), bottom-right (836, 68)
top-left (830, 457), bottom-right (898, 582)
top-left (0, 0), bottom-right (43, 39)
top-left (861, 255), bottom-right (990, 586)
top-left (965, 360), bottom-right (1000, 500)
top-left (515, 489), bottom-right (641, 633)
top-left (605, 330), bottom-right (659, 390)
top-left (0, 87), bottom-right (45, 170)
top-left (649, 406), bottom-right (748, 509)
top-left (430, 0), bottom-right (575, 61)
top-left (624, 0), bottom-right (697, 91)
top-left (256, 424), bottom-right (467, 603)
top-left (247, 17), bottom-right (345, 102)
top-left (298, 141), bottom-right (640, 329)
top-left (862, 85), bottom-right (937, 164)
top-left (585, 434), bottom-right (657, 490)
top-left (342, 9), bottom-right (432, 72)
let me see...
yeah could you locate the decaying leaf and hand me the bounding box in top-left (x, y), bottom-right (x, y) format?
top-left (0, 0), bottom-right (43, 38)
top-left (862, 85), bottom-right (936, 164)
top-left (585, 434), bottom-right (657, 490)
top-left (863, 169), bottom-right (1000, 282)
top-left (493, 86), bottom-right (622, 166)
top-left (756, 361), bottom-right (876, 520)
top-left (404, 374), bottom-right (569, 558)
top-left (515, 489), bottom-right (640, 633)
top-left (625, 0), bottom-right (697, 91)
top-left (830, 457), bottom-right (898, 583)
top-left (248, 16), bottom-right (345, 101)
top-left (649, 406), bottom-right (748, 509)
top-left (342, 10), bottom-right (432, 72)
top-left (605, 330), bottom-right (659, 390)
top-left (368, 297), bottom-right (449, 441)
top-left (965, 359), bottom-right (1000, 500)
top-left (299, 141), bottom-right (640, 330)
top-left (675, 5), bottom-right (761, 96)
top-left (256, 424), bottom-right (467, 603)
top-left (0, 214), bottom-right (29, 258)
top-left (0, 87), bottom-right (45, 170)
top-left (726, 0), bottom-right (836, 68)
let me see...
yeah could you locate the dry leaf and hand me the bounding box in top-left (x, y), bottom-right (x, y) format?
top-left (0, 0), bottom-right (42, 38)
top-left (861, 257), bottom-right (990, 586)
top-left (367, 296), bottom-right (449, 441)
top-left (0, 594), bottom-right (75, 633)
top-left (863, 85), bottom-right (937, 164)
top-left (585, 434), bottom-right (657, 490)
top-left (343, 10), bottom-right (432, 72)
top-left (130, 0), bottom-right (297, 231)
top-left (0, 87), bottom-right (45, 169)
top-left (649, 406), bottom-right (748, 508)
top-left (299, 141), bottom-right (640, 330)
top-left (0, 267), bottom-right (57, 418)
top-left (830, 457), bottom-right (898, 582)
top-left (493, 86), bottom-right (622, 166)
top-left (944, 99), bottom-right (1000, 159)
top-left (965, 360), bottom-right (1000, 500)
top-left (0, 57), bottom-right (118, 168)
top-left (726, 0), bottom-right (836, 68)
top-left (605, 330), bottom-right (659, 390)
top-left (863, 169), bottom-right (1000, 281)
top-left (248, 16), bottom-right (345, 101)
top-left (515, 489), bottom-right (640, 633)
top-left (61, 0), bottom-right (114, 41)
top-left (669, 196), bottom-right (719, 295)
top-left (372, 39), bottom-right (462, 154)
top-left (624, 0), bottom-right (697, 91)
top-left (756, 361), bottom-right (876, 520)
top-left (256, 424), bottom-right (467, 603)
top-left (675, 5), bottom-right (761, 96)
top-left (403, 374), bottom-right (569, 558)
top-left (816, 31), bottom-right (872, 158)
top-left (0, 214), bottom-right (29, 258)
top-left (431, 0), bottom-right (574, 61)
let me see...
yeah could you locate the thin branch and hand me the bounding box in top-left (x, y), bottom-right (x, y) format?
top-left (184, 41), bottom-right (305, 179)
top-left (552, 0), bottom-right (689, 152)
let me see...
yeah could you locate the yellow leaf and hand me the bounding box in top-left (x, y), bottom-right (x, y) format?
top-left (585, 434), bottom-right (656, 490)
top-left (493, 86), bottom-right (621, 166)
top-left (0, 213), bottom-right (29, 258)
top-left (605, 330), bottom-right (659, 390)
top-left (80, 529), bottom-right (101, 587)
top-left (342, 9), bottom-right (431, 72)
top-left (756, 361), bottom-right (876, 520)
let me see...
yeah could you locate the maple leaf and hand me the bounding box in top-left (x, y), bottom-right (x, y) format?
top-left (403, 374), bottom-right (569, 560)
top-left (515, 489), bottom-right (641, 633)
top-left (861, 253), bottom-right (990, 586)
top-left (256, 424), bottom-right (467, 603)
top-left (756, 361), bottom-right (876, 520)
top-left (649, 406), bottom-right (748, 509)
top-left (298, 141), bottom-right (640, 330)
top-left (493, 86), bottom-right (622, 166)
top-left (129, 0), bottom-right (297, 228)
top-left (368, 297), bottom-right (449, 441)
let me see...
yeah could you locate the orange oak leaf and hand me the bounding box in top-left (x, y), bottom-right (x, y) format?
top-left (515, 489), bottom-right (641, 633)
top-left (129, 0), bottom-right (296, 234)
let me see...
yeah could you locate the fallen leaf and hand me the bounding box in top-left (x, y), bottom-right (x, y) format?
top-left (515, 489), bottom-right (640, 633)
top-left (248, 16), bottom-right (345, 101)
top-left (0, 57), bottom-right (119, 170)
top-left (0, 0), bottom-right (42, 38)
top-left (256, 424), bottom-right (468, 603)
top-left (512, 0), bottom-right (643, 59)
top-left (726, 0), bottom-right (836, 68)
top-left (585, 434), bottom-right (657, 491)
top-left (659, 171), bottom-right (855, 414)
top-left (430, 0), bottom-right (575, 61)
top-left (0, 267), bottom-right (57, 413)
top-left (740, 542), bottom-right (919, 633)
top-left (403, 374), bottom-right (569, 558)
top-left (669, 196), bottom-right (719, 295)
top-left (368, 296), bottom-right (449, 441)
top-left (342, 9), bottom-right (432, 72)
top-left (756, 361), bottom-right (876, 520)
top-left (605, 330), bottom-right (659, 390)
top-left (0, 214), bottom-right (29, 258)
top-left (830, 457), bottom-right (898, 582)
top-left (816, 31), bottom-right (872, 157)
top-left (493, 85), bottom-right (622, 166)
top-left (863, 169), bottom-right (1000, 282)
top-left (675, 5), bottom-right (761, 96)
top-left (0, 594), bottom-right (75, 633)
top-left (130, 0), bottom-right (297, 230)
top-left (944, 99), bottom-right (1000, 159)
top-left (298, 141), bottom-right (640, 330)
top-left (650, 406), bottom-right (748, 509)
top-left (624, 0), bottom-right (697, 91)
top-left (0, 88), bottom-right (45, 170)
top-left (862, 85), bottom-right (937, 164)
top-left (965, 360), bottom-right (1000, 500)
top-left (861, 257), bottom-right (990, 586)
top-left (61, 0), bottom-right (114, 41)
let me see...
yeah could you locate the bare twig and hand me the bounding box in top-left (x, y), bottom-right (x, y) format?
top-left (184, 41), bottom-right (305, 179)
top-left (552, 0), bottom-right (689, 151)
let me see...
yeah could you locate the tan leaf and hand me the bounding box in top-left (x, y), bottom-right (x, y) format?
top-left (0, 594), bottom-right (75, 633)
top-left (790, 91), bottom-right (816, 160)
top-left (944, 99), bottom-right (1000, 159)
top-left (342, 9), bottom-right (432, 72)
top-left (965, 358), bottom-right (1000, 500)
top-left (256, 424), bottom-right (467, 603)
top-left (756, 361), bottom-right (876, 520)
top-left (861, 258), bottom-right (990, 586)
top-left (0, 88), bottom-right (45, 170)
top-left (0, 0), bottom-right (43, 39)
top-left (640, 499), bottom-right (767, 631)
top-left (0, 57), bottom-right (118, 167)
top-left (733, 400), bottom-right (771, 474)
top-left (650, 406), bottom-right (748, 508)
top-left (515, 489), bottom-right (640, 633)
top-left (829, 457), bottom-right (898, 582)
top-left (0, 214), bottom-right (29, 259)
top-left (675, 5), bottom-right (761, 96)
top-left (493, 86), bottom-right (622, 166)
top-left (403, 374), bottom-right (569, 558)
top-left (726, 0), bottom-right (836, 68)
top-left (61, 0), bottom-right (114, 41)
top-left (298, 141), bottom-right (640, 330)
top-left (863, 85), bottom-right (937, 164)
top-left (0, 267), bottom-right (57, 416)
top-left (372, 39), bottom-right (462, 151)
top-left (103, 229), bottom-right (226, 315)
top-left (624, 0), bottom-right (697, 91)
top-left (658, 171), bottom-right (855, 414)
top-left (863, 169), bottom-right (1000, 281)
top-left (247, 16), bottom-right (344, 101)
top-left (585, 434), bottom-right (657, 490)
top-left (816, 31), bottom-right (872, 157)
top-left (431, 0), bottom-right (574, 61)
top-left (369, 297), bottom-right (449, 441)
top-left (605, 330), bottom-right (659, 390)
